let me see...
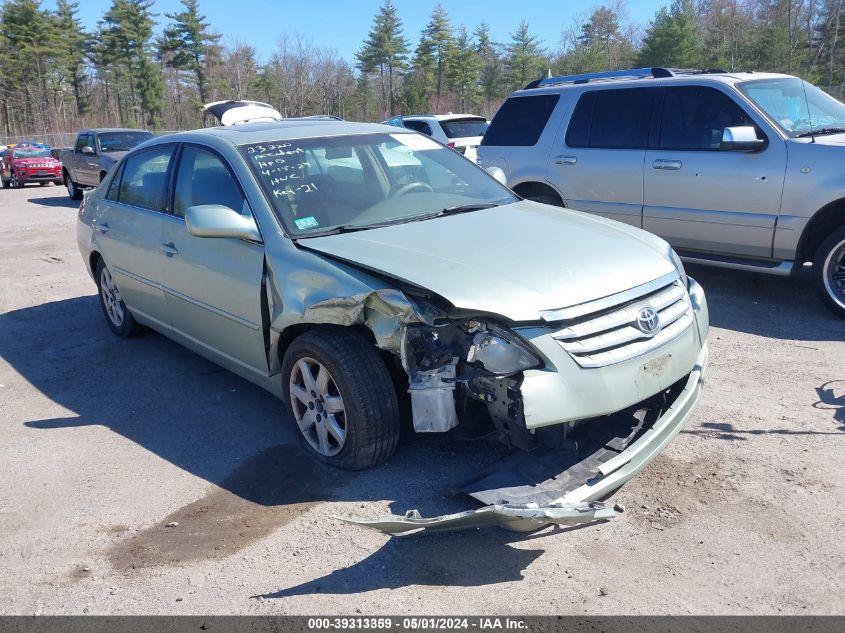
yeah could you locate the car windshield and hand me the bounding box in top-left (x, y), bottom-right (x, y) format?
top-left (240, 132), bottom-right (516, 237)
top-left (738, 77), bottom-right (845, 137)
top-left (13, 148), bottom-right (50, 158)
top-left (440, 118), bottom-right (488, 139)
top-left (98, 131), bottom-right (154, 152)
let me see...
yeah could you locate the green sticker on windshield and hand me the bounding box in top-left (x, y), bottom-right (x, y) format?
top-left (294, 216), bottom-right (320, 230)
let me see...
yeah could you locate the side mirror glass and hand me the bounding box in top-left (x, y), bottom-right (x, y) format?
top-left (185, 204), bottom-right (262, 242)
top-left (721, 126), bottom-right (765, 152)
top-left (81, 145), bottom-right (95, 155)
top-left (485, 165), bottom-right (508, 186)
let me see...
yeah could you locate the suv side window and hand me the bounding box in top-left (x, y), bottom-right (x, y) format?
top-left (404, 120), bottom-right (433, 136)
top-left (173, 145), bottom-right (248, 218)
top-left (660, 86), bottom-right (756, 150)
top-left (481, 94), bottom-right (560, 146)
top-left (566, 88), bottom-right (654, 149)
top-left (116, 145), bottom-right (175, 211)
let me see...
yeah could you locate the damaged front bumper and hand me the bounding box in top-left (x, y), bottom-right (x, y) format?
top-left (341, 343), bottom-right (708, 535)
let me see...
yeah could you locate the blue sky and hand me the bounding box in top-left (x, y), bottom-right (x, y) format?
top-left (44, 0), bottom-right (668, 62)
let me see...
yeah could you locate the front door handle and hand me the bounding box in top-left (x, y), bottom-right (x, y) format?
top-left (554, 155), bottom-right (577, 165)
top-left (160, 242), bottom-right (179, 257)
top-left (652, 159), bottom-right (682, 171)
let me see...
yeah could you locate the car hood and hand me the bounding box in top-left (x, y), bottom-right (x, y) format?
top-left (299, 201), bottom-right (676, 322)
top-left (100, 151), bottom-right (128, 163)
top-left (13, 157), bottom-right (58, 165)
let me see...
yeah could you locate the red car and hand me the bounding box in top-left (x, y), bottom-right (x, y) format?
top-left (2, 144), bottom-right (63, 188)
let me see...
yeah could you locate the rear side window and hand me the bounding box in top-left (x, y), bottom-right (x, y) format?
top-left (482, 94), bottom-right (560, 146)
top-left (566, 88), bottom-right (654, 149)
top-left (660, 86), bottom-right (756, 150)
top-left (115, 145), bottom-right (174, 211)
top-left (404, 120), bottom-right (433, 136)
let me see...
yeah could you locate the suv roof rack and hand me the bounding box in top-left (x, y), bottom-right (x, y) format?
top-left (523, 66), bottom-right (728, 90)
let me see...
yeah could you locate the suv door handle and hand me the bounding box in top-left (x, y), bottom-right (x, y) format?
top-left (652, 159), bottom-right (682, 171)
top-left (160, 242), bottom-right (179, 257)
top-left (554, 155), bottom-right (577, 165)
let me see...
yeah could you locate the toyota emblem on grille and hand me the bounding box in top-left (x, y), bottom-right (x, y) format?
top-left (636, 306), bottom-right (660, 336)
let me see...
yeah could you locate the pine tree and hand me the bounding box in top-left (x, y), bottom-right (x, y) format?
top-left (54, 0), bottom-right (89, 117)
top-left (638, 0), bottom-right (702, 68)
top-left (420, 4), bottom-right (454, 110)
top-left (446, 26), bottom-right (481, 112)
top-left (505, 20), bottom-right (547, 90)
top-left (160, 0), bottom-right (220, 105)
top-left (475, 21), bottom-right (504, 115)
top-left (355, 0), bottom-right (409, 116)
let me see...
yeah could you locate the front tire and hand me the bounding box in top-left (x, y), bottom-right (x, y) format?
top-left (65, 173), bottom-right (83, 200)
top-left (10, 172), bottom-right (22, 188)
top-left (814, 225), bottom-right (845, 318)
top-left (281, 328), bottom-right (400, 470)
top-left (95, 259), bottom-right (140, 337)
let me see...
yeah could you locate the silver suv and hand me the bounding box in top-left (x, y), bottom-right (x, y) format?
top-left (478, 67), bottom-right (845, 318)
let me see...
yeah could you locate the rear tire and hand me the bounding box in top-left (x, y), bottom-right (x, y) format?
top-left (281, 327), bottom-right (400, 470)
top-left (95, 259), bottom-right (140, 338)
top-left (813, 225), bottom-right (845, 318)
top-left (65, 173), bottom-right (83, 200)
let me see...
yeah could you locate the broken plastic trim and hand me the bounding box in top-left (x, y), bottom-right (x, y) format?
top-left (338, 501), bottom-right (614, 536)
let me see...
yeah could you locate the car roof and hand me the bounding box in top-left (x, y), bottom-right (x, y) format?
top-left (400, 113), bottom-right (485, 121)
top-left (514, 70), bottom-right (795, 97)
top-left (153, 119), bottom-right (409, 146)
top-left (81, 128), bottom-right (154, 134)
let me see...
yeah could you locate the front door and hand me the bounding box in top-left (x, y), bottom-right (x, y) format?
top-left (549, 87), bottom-right (655, 227)
top-left (95, 144), bottom-right (176, 329)
top-left (643, 85), bottom-right (786, 258)
top-left (159, 144), bottom-right (268, 376)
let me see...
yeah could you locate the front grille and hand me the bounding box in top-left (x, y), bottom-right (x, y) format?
top-left (548, 275), bottom-right (693, 368)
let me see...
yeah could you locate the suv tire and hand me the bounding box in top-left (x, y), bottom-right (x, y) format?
top-left (66, 174), bottom-right (83, 200)
top-left (813, 225), bottom-right (845, 318)
top-left (281, 328), bottom-right (399, 470)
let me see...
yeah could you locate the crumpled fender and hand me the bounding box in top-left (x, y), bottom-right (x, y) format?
top-left (338, 502), bottom-right (615, 535)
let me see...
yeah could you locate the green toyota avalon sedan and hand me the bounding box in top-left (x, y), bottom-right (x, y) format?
top-left (77, 115), bottom-right (709, 532)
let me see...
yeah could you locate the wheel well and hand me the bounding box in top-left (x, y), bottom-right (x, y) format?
top-left (275, 323), bottom-right (376, 367)
top-left (89, 250), bottom-right (101, 277)
top-left (797, 199), bottom-right (845, 262)
top-left (62, 167), bottom-right (69, 180)
top-left (512, 181), bottom-right (564, 204)
top-left (99, 171), bottom-right (107, 182)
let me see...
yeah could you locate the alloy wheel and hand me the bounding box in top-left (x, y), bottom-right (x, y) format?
top-left (99, 265), bottom-right (125, 327)
top-left (823, 238), bottom-right (845, 311)
top-left (288, 357), bottom-right (347, 456)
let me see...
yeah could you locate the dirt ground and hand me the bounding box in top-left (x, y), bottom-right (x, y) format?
top-left (0, 185), bottom-right (843, 615)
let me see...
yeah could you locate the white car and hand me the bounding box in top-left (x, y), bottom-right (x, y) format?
top-left (384, 113), bottom-right (488, 162)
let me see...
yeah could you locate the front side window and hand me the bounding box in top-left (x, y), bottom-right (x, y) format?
top-left (75, 135), bottom-right (88, 152)
top-left (482, 94), bottom-right (560, 146)
top-left (116, 145), bottom-right (174, 211)
top-left (241, 132), bottom-right (516, 237)
top-left (173, 146), bottom-right (248, 218)
top-left (566, 88), bottom-right (654, 149)
top-left (98, 131), bottom-right (154, 153)
top-left (660, 86), bottom-right (756, 150)
top-left (738, 77), bottom-right (845, 137)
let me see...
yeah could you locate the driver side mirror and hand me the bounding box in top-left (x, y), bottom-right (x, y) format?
top-left (720, 126), bottom-right (766, 152)
top-left (185, 204), bottom-right (262, 242)
top-left (81, 145), bottom-right (95, 155)
top-left (485, 165), bottom-right (508, 186)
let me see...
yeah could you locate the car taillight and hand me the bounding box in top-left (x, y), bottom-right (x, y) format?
top-left (447, 142), bottom-right (456, 149)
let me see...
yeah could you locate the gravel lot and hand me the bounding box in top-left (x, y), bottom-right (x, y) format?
top-left (1, 185), bottom-right (843, 615)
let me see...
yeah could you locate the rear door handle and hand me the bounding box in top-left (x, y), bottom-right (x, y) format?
top-left (96, 221), bottom-right (109, 234)
top-left (160, 242), bottom-right (178, 257)
top-left (554, 155), bottom-right (577, 165)
top-left (652, 159), bottom-right (682, 171)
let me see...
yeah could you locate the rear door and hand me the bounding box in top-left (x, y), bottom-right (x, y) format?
top-left (643, 85), bottom-right (786, 258)
top-left (95, 144), bottom-right (176, 329)
top-left (549, 87), bottom-right (655, 227)
top-left (158, 144), bottom-right (268, 376)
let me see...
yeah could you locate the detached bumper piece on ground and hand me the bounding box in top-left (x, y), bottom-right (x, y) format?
top-left (342, 346), bottom-right (707, 535)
